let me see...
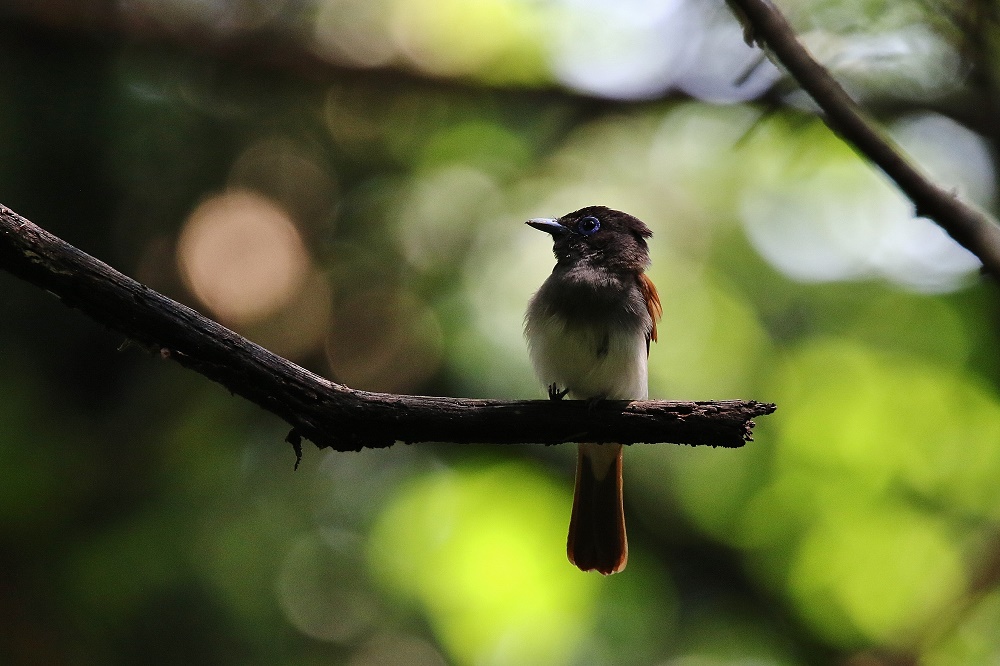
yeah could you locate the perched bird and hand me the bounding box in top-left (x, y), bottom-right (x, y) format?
top-left (524, 206), bottom-right (661, 575)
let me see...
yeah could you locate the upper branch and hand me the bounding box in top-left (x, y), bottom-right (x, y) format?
top-left (727, 0), bottom-right (1000, 278)
top-left (0, 204), bottom-right (774, 452)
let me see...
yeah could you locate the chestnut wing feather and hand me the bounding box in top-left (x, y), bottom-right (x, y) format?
top-left (637, 272), bottom-right (662, 354)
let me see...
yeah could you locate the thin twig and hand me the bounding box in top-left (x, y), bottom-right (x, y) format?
top-left (0, 204), bottom-right (774, 452)
top-left (727, 0), bottom-right (1000, 278)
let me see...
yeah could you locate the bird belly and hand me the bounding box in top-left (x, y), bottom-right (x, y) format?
top-left (526, 315), bottom-right (648, 401)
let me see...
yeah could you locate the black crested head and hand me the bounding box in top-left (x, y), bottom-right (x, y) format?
top-left (527, 205), bottom-right (653, 273)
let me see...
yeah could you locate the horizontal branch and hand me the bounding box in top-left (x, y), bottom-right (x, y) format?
top-left (0, 204), bottom-right (773, 451)
top-left (727, 0), bottom-right (1000, 277)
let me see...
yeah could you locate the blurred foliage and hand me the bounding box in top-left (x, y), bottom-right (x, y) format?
top-left (3, 0), bottom-right (1000, 664)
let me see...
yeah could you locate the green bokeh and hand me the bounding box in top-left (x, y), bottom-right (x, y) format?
top-left (367, 463), bottom-right (598, 665)
top-left (3, 1), bottom-right (1000, 663)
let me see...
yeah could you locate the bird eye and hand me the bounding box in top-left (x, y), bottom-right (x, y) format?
top-left (577, 216), bottom-right (600, 235)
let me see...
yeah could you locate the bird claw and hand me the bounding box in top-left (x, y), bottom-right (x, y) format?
top-left (547, 383), bottom-right (569, 401)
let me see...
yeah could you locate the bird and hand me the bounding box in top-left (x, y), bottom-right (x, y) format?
top-left (524, 205), bottom-right (661, 575)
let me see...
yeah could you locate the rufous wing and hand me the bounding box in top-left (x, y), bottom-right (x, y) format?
top-left (638, 272), bottom-right (662, 353)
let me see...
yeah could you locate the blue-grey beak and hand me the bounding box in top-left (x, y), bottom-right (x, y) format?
top-left (526, 218), bottom-right (567, 235)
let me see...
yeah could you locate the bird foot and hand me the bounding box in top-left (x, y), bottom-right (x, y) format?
top-left (547, 383), bottom-right (569, 401)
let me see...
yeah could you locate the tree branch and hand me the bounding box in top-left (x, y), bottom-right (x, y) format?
top-left (727, 0), bottom-right (1000, 278)
top-left (0, 204), bottom-right (774, 452)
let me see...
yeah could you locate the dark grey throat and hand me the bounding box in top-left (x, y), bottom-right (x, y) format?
top-left (533, 265), bottom-right (649, 330)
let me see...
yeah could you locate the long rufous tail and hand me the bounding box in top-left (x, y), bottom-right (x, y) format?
top-left (567, 443), bottom-right (627, 575)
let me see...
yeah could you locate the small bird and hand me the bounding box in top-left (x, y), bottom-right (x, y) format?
top-left (524, 206), bottom-right (661, 575)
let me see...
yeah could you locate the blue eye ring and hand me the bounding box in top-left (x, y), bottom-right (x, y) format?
top-left (577, 216), bottom-right (600, 235)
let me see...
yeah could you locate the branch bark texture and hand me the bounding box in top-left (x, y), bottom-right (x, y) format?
top-left (0, 204), bottom-right (774, 452)
top-left (727, 0), bottom-right (1000, 278)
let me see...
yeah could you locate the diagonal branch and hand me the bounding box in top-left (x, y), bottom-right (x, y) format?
top-left (727, 0), bottom-right (1000, 278)
top-left (0, 204), bottom-right (774, 452)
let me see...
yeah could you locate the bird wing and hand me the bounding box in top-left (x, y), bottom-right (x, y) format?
top-left (637, 272), bottom-right (662, 354)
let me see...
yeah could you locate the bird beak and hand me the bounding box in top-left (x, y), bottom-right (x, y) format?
top-left (526, 218), bottom-right (567, 235)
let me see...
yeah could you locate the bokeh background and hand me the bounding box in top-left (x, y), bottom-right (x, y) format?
top-left (3, 0), bottom-right (1000, 663)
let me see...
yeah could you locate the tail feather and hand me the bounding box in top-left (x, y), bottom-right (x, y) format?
top-left (567, 443), bottom-right (627, 575)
